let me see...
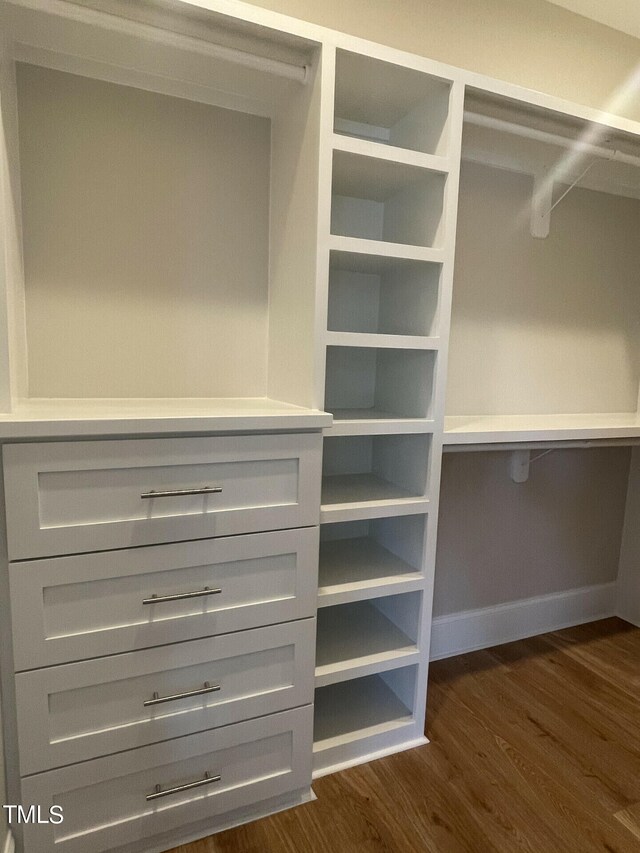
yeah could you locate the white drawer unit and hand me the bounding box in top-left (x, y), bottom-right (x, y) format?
top-left (3, 433), bottom-right (322, 560)
top-left (15, 619), bottom-right (315, 775)
top-left (20, 706), bottom-right (313, 853)
top-left (10, 528), bottom-right (319, 670)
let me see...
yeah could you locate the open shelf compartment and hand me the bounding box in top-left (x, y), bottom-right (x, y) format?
top-left (334, 49), bottom-right (452, 156)
top-left (327, 248), bottom-right (442, 339)
top-left (321, 433), bottom-right (431, 520)
top-left (319, 515), bottom-right (427, 606)
top-left (445, 89), bottom-right (640, 443)
top-left (313, 665), bottom-right (420, 776)
top-left (325, 346), bottom-right (436, 423)
top-left (315, 592), bottom-right (422, 687)
top-left (331, 149), bottom-right (446, 249)
top-left (0, 9), bottom-right (322, 415)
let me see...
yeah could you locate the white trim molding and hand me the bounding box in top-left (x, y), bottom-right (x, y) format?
top-left (430, 582), bottom-right (617, 660)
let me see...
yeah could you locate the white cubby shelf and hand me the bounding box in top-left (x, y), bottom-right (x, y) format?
top-left (333, 48), bottom-right (452, 157)
top-left (313, 667), bottom-right (422, 777)
top-left (318, 514), bottom-right (427, 607)
top-left (315, 593), bottom-right (422, 688)
top-left (320, 433), bottom-right (431, 522)
top-left (324, 346), bottom-right (436, 428)
top-left (331, 148), bottom-right (446, 249)
top-left (328, 246), bottom-right (442, 340)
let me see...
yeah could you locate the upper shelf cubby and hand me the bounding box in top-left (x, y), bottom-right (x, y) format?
top-left (327, 248), bottom-right (442, 340)
top-left (0, 2), bottom-right (322, 412)
top-left (331, 149), bottom-right (446, 249)
top-left (334, 49), bottom-right (452, 157)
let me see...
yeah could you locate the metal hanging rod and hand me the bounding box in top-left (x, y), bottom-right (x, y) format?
top-left (464, 111), bottom-right (640, 168)
top-left (13, 0), bottom-right (310, 83)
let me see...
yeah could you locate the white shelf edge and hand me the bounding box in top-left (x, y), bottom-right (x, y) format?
top-left (312, 734), bottom-right (427, 779)
top-left (325, 416), bottom-right (435, 436)
top-left (328, 235), bottom-right (445, 264)
top-left (332, 133), bottom-right (451, 174)
top-left (315, 649), bottom-right (421, 689)
top-left (318, 573), bottom-right (425, 607)
top-left (0, 397), bottom-right (333, 438)
top-left (444, 413), bottom-right (640, 445)
top-left (321, 498), bottom-right (430, 524)
top-left (325, 331), bottom-right (440, 350)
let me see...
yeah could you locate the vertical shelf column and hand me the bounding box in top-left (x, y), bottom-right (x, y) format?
top-left (313, 43), bottom-right (465, 777)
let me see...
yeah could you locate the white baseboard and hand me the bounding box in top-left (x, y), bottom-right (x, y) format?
top-left (430, 582), bottom-right (616, 661)
top-left (2, 829), bottom-right (14, 853)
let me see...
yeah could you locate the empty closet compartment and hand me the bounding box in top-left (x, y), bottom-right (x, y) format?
top-left (331, 150), bottom-right (446, 248)
top-left (313, 666), bottom-right (418, 770)
top-left (445, 88), bottom-right (640, 441)
top-left (433, 446), bottom-right (637, 657)
top-left (1, 4), bottom-right (321, 409)
top-left (315, 592), bottom-right (422, 687)
top-left (321, 434), bottom-right (431, 512)
top-left (327, 249), bottom-right (442, 339)
top-left (325, 346), bottom-right (435, 421)
top-left (333, 49), bottom-right (452, 156)
top-left (319, 515), bottom-right (427, 606)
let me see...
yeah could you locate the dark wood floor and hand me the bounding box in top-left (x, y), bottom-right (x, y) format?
top-left (168, 617), bottom-right (640, 852)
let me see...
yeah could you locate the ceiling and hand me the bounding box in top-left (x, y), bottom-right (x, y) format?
top-left (545, 0), bottom-right (640, 40)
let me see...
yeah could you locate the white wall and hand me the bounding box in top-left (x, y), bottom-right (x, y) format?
top-left (245, 0), bottom-right (640, 122)
top-left (17, 63), bottom-right (271, 399)
top-left (434, 448), bottom-right (631, 616)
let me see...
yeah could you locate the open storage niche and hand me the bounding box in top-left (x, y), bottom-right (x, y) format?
top-left (315, 592), bottom-right (422, 687)
top-left (325, 346), bottom-right (436, 422)
top-left (313, 666), bottom-right (418, 774)
top-left (445, 89), bottom-right (640, 443)
top-left (319, 514), bottom-right (427, 606)
top-left (0, 1), bottom-right (321, 411)
top-left (327, 249), bottom-right (442, 339)
top-left (331, 150), bottom-right (446, 248)
top-left (321, 434), bottom-right (431, 517)
top-left (333, 49), bottom-right (452, 156)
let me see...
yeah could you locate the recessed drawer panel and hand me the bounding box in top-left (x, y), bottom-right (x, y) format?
top-left (10, 528), bottom-right (318, 670)
top-left (21, 705), bottom-right (312, 853)
top-left (16, 619), bottom-right (315, 775)
top-left (3, 433), bottom-right (322, 560)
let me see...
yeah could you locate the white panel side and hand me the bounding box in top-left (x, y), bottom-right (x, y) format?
top-left (616, 446), bottom-right (640, 626)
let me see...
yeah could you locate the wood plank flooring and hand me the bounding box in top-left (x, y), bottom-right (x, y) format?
top-left (167, 618), bottom-right (640, 852)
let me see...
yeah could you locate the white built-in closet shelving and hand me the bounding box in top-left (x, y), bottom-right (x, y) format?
top-left (314, 45), bottom-right (464, 776)
top-left (2, 2), bottom-right (640, 845)
top-left (444, 89), bottom-right (640, 447)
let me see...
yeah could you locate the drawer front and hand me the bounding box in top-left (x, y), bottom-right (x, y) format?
top-left (16, 619), bottom-right (315, 775)
top-left (3, 433), bottom-right (322, 560)
top-left (21, 705), bottom-right (312, 853)
top-left (10, 528), bottom-right (318, 670)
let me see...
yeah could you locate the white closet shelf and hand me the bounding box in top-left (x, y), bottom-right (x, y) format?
top-left (332, 147), bottom-right (444, 202)
top-left (326, 331), bottom-right (439, 350)
top-left (315, 600), bottom-right (419, 687)
top-left (321, 474), bottom-right (429, 523)
top-left (332, 134), bottom-right (450, 174)
top-left (444, 413), bottom-right (640, 445)
top-left (313, 674), bottom-right (414, 754)
top-left (327, 413), bottom-right (435, 436)
top-left (0, 398), bottom-right (332, 439)
top-left (328, 235), bottom-right (444, 264)
top-left (318, 537), bottom-right (424, 606)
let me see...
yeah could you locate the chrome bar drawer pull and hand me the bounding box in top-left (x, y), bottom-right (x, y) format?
top-left (140, 486), bottom-right (223, 499)
top-left (143, 681), bottom-right (221, 707)
top-left (146, 771), bottom-right (221, 802)
top-left (142, 586), bottom-right (222, 606)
